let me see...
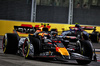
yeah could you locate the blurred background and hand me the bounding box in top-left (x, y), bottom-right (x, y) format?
top-left (0, 0), bottom-right (100, 25)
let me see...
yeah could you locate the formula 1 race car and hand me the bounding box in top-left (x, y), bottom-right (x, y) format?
top-left (61, 26), bottom-right (89, 42)
top-left (2, 24), bottom-right (95, 65)
top-left (81, 26), bottom-right (100, 43)
top-left (62, 25), bottom-right (100, 43)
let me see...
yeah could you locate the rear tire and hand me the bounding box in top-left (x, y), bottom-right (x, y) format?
top-left (76, 40), bottom-right (93, 65)
top-left (2, 33), bottom-right (19, 54)
top-left (90, 32), bottom-right (99, 43)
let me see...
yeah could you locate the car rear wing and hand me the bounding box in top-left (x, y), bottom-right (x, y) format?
top-left (69, 27), bottom-right (79, 30)
top-left (81, 26), bottom-right (96, 30)
top-left (14, 24), bottom-right (35, 34)
top-left (69, 26), bottom-right (96, 30)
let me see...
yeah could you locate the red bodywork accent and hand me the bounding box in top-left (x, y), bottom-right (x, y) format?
top-left (35, 25), bottom-right (39, 28)
top-left (85, 26), bottom-right (94, 29)
top-left (23, 39), bottom-right (28, 57)
top-left (97, 60), bottom-right (100, 62)
top-left (38, 25), bottom-right (51, 30)
top-left (54, 41), bottom-right (57, 43)
top-left (48, 42), bottom-right (52, 44)
top-left (70, 37), bottom-right (77, 39)
top-left (52, 40), bottom-right (61, 43)
top-left (21, 24), bottom-right (33, 28)
top-left (70, 26), bottom-right (94, 29)
top-left (58, 41), bottom-right (61, 43)
top-left (81, 26), bottom-right (94, 29)
top-left (72, 48), bottom-right (75, 50)
top-left (70, 27), bottom-right (79, 30)
top-left (56, 47), bottom-right (60, 52)
top-left (70, 27), bottom-right (76, 28)
top-left (40, 25), bottom-right (44, 27)
top-left (66, 36), bottom-right (77, 39)
top-left (47, 25), bottom-right (51, 29)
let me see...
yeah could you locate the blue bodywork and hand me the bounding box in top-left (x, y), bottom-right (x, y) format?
top-left (61, 28), bottom-right (89, 38)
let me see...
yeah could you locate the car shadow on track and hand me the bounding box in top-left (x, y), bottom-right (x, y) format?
top-left (27, 58), bottom-right (81, 65)
top-left (0, 52), bottom-right (94, 66)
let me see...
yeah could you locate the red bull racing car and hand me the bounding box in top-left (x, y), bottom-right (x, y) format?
top-left (2, 24), bottom-right (96, 65)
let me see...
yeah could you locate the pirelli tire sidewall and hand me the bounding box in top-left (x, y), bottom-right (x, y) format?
top-left (2, 33), bottom-right (19, 54)
top-left (2, 34), bottom-right (7, 53)
top-left (29, 35), bottom-right (42, 55)
top-left (23, 38), bottom-right (34, 59)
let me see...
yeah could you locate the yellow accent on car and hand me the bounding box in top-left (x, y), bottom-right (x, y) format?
top-left (25, 38), bottom-right (30, 58)
top-left (26, 44), bottom-right (30, 58)
top-left (58, 48), bottom-right (69, 56)
top-left (97, 33), bottom-right (99, 42)
top-left (27, 37), bottom-right (30, 42)
top-left (38, 33), bottom-right (43, 36)
top-left (38, 33), bottom-right (48, 36)
top-left (3, 38), bottom-right (7, 53)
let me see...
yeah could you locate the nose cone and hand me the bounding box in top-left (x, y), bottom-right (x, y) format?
top-left (56, 47), bottom-right (69, 56)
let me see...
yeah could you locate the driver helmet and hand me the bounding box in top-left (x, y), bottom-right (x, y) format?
top-left (75, 24), bottom-right (80, 28)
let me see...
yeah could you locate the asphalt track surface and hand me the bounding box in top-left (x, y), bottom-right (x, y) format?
top-left (0, 36), bottom-right (100, 66)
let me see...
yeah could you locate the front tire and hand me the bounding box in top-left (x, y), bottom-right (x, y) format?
top-left (23, 38), bottom-right (34, 59)
top-left (76, 40), bottom-right (93, 65)
top-left (31, 38), bottom-right (42, 55)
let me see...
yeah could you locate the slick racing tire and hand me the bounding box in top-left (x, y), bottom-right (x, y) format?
top-left (90, 32), bottom-right (99, 43)
top-left (76, 40), bottom-right (93, 65)
top-left (23, 37), bottom-right (41, 59)
top-left (32, 38), bottom-right (42, 55)
top-left (29, 35), bottom-right (42, 54)
top-left (2, 33), bottom-right (19, 54)
top-left (23, 38), bottom-right (34, 59)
